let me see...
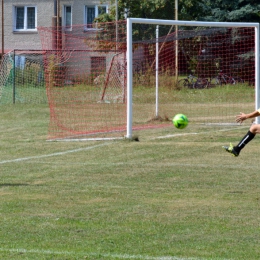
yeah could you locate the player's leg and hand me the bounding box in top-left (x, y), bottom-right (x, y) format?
top-left (249, 123), bottom-right (260, 134)
top-left (223, 124), bottom-right (260, 156)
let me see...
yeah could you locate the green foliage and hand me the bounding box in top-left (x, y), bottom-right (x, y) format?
top-left (100, 0), bottom-right (260, 23)
top-left (15, 66), bottom-right (44, 88)
top-left (94, 13), bottom-right (114, 23)
top-left (178, 0), bottom-right (208, 21)
top-left (47, 54), bottom-right (67, 88)
top-left (199, 0), bottom-right (260, 22)
top-left (101, 0), bottom-right (176, 20)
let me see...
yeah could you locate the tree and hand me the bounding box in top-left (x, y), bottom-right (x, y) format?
top-left (178, 0), bottom-right (209, 21)
top-left (98, 0), bottom-right (260, 23)
top-left (200, 0), bottom-right (260, 22)
top-left (98, 0), bottom-right (176, 21)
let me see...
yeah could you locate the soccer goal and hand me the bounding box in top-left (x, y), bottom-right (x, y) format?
top-left (38, 20), bottom-right (259, 140)
top-left (126, 18), bottom-right (259, 139)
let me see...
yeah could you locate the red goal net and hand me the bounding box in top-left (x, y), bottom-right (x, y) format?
top-left (38, 22), bottom-right (128, 140)
top-left (38, 21), bottom-right (256, 140)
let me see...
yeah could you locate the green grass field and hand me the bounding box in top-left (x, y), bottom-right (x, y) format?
top-left (1, 101), bottom-right (260, 260)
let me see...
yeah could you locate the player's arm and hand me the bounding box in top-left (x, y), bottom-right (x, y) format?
top-left (236, 110), bottom-right (260, 123)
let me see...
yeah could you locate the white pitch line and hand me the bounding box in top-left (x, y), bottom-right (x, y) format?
top-left (0, 142), bottom-right (111, 165)
top-left (0, 248), bottom-right (232, 260)
top-left (156, 126), bottom-right (248, 139)
top-left (156, 132), bottom-right (198, 139)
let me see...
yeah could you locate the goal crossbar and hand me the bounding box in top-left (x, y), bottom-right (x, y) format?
top-left (126, 18), bottom-right (260, 138)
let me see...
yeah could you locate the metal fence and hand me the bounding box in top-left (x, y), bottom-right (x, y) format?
top-left (0, 50), bottom-right (47, 104)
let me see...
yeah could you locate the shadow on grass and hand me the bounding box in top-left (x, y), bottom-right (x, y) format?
top-left (0, 183), bottom-right (42, 187)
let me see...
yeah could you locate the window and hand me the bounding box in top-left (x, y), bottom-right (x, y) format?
top-left (64, 5), bottom-right (72, 30)
top-left (85, 5), bottom-right (108, 28)
top-left (14, 6), bottom-right (37, 31)
top-left (98, 6), bottom-right (107, 16)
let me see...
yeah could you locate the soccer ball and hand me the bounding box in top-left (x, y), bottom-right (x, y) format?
top-left (172, 114), bottom-right (188, 129)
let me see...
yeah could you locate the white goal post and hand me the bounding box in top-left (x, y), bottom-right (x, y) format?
top-left (126, 18), bottom-right (260, 139)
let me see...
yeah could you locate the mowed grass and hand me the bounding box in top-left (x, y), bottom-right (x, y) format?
top-left (1, 104), bottom-right (260, 260)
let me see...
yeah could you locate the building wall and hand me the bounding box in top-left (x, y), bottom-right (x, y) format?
top-left (1, 0), bottom-right (53, 51)
top-left (0, 0), bottom-right (109, 52)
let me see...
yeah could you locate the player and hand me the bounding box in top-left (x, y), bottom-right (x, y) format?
top-left (223, 108), bottom-right (260, 156)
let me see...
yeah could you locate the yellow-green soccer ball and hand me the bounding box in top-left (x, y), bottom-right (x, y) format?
top-left (172, 114), bottom-right (188, 129)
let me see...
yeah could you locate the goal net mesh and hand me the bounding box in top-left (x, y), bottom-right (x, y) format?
top-left (0, 50), bottom-right (46, 104)
top-left (38, 21), bottom-right (255, 140)
top-left (38, 22), bottom-right (127, 140)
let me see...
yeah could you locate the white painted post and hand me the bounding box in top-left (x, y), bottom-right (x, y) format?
top-left (126, 18), bottom-right (133, 139)
top-left (155, 25), bottom-right (159, 117)
top-left (255, 24), bottom-right (260, 123)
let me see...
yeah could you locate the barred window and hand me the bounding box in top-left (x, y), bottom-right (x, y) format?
top-left (14, 6), bottom-right (36, 31)
top-left (64, 5), bottom-right (72, 30)
top-left (85, 5), bottom-right (108, 28)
